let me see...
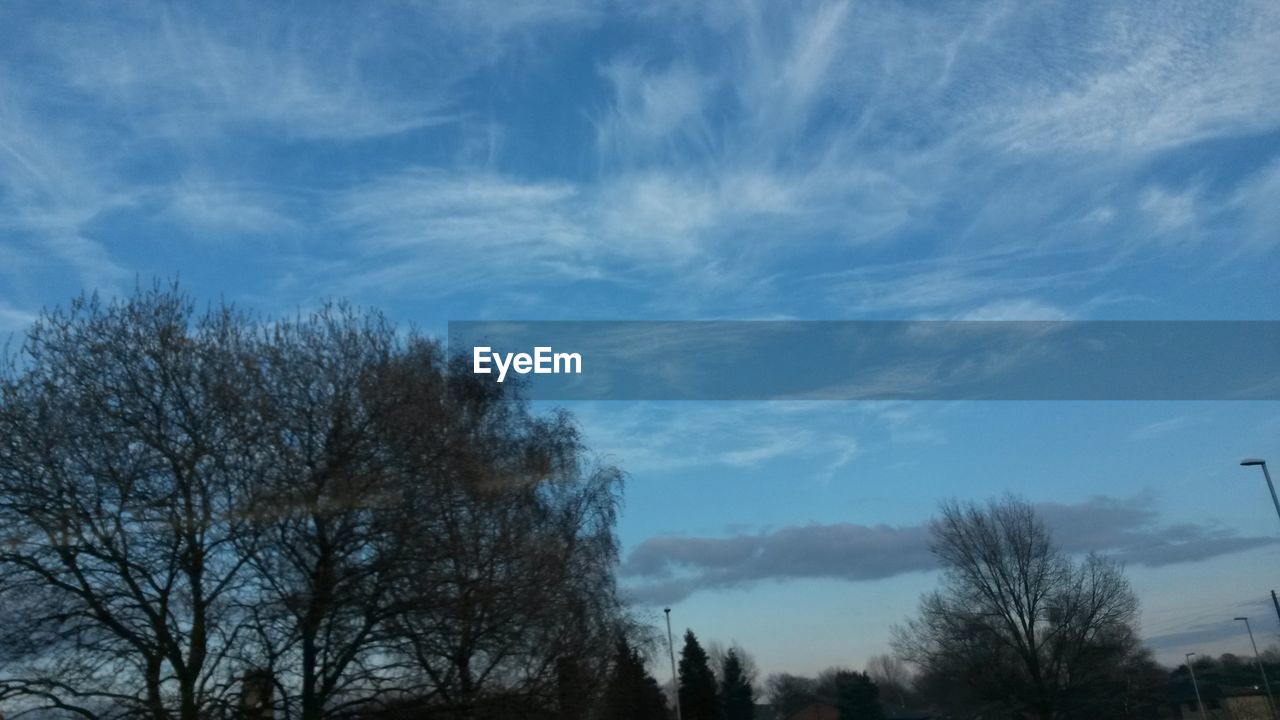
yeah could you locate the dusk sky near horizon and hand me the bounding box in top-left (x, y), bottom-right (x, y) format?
top-left (2, 0), bottom-right (1280, 679)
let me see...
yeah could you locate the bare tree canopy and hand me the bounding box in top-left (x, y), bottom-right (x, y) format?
top-left (864, 654), bottom-right (912, 710)
top-left (764, 673), bottom-right (818, 718)
top-left (893, 496), bottom-right (1144, 720)
top-left (0, 284), bottom-right (626, 720)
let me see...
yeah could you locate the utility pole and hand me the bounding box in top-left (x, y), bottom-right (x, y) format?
top-left (1271, 590), bottom-right (1280, 627)
top-left (665, 608), bottom-right (682, 720)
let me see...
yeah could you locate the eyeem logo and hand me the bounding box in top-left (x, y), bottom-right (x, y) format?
top-left (473, 346), bottom-right (582, 383)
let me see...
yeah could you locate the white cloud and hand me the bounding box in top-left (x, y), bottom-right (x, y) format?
top-left (823, 256), bottom-right (1105, 318)
top-left (163, 180), bottom-right (301, 235)
top-left (51, 8), bottom-right (456, 142)
top-left (596, 60), bottom-right (714, 160)
top-left (570, 401), bottom-right (932, 476)
top-left (1140, 185), bottom-right (1199, 237)
top-left (434, 0), bottom-right (605, 47)
top-left (0, 302), bottom-right (37, 335)
top-left (1131, 416), bottom-right (1188, 441)
top-left (329, 169), bottom-right (595, 293)
top-left (0, 81), bottom-right (132, 291)
top-left (1, 0), bottom-right (1277, 319)
top-left (983, 2), bottom-right (1280, 155)
top-left (1082, 206), bottom-right (1116, 225)
top-left (1226, 159), bottom-right (1280, 254)
top-left (960, 299), bottom-right (1073, 321)
top-left (593, 172), bottom-right (719, 258)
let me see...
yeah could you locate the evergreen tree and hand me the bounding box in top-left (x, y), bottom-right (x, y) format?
top-left (719, 649), bottom-right (755, 720)
top-left (603, 638), bottom-right (669, 720)
top-left (678, 630), bottom-right (720, 720)
top-left (557, 656), bottom-right (589, 720)
top-left (834, 671), bottom-right (884, 720)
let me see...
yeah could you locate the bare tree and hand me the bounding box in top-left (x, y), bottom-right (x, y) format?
top-left (893, 496), bottom-right (1141, 720)
top-left (235, 307), bottom-right (426, 720)
top-left (865, 654), bottom-right (912, 710)
top-left (706, 642), bottom-right (758, 687)
top-left (385, 359), bottom-right (624, 715)
top-left (0, 285), bottom-right (628, 720)
top-left (0, 287), bottom-right (262, 719)
top-left (764, 674), bottom-right (817, 718)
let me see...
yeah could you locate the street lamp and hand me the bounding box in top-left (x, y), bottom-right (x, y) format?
top-left (665, 608), bottom-right (682, 720)
top-left (1235, 616), bottom-right (1278, 720)
top-left (1242, 460), bottom-right (1280, 627)
top-left (1240, 459), bottom-right (1280, 526)
top-left (1186, 653), bottom-right (1207, 720)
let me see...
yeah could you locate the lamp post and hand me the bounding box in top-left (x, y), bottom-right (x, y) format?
top-left (1240, 459), bottom-right (1280, 527)
top-left (1187, 653), bottom-right (1207, 720)
top-left (665, 608), bottom-right (682, 720)
top-left (1235, 616), bottom-right (1278, 720)
top-left (1242, 461), bottom-right (1280, 626)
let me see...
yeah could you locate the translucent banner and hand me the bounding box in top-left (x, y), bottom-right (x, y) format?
top-left (447, 321), bottom-right (1280, 400)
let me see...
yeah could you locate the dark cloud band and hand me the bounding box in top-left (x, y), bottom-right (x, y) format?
top-left (621, 495), bottom-right (1279, 603)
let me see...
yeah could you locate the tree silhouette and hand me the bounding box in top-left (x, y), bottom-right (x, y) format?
top-left (765, 673), bottom-right (819, 717)
top-left (833, 671), bottom-right (883, 720)
top-left (0, 288), bottom-right (263, 719)
top-left (719, 648), bottom-right (755, 720)
top-left (894, 496), bottom-right (1142, 720)
top-left (865, 654), bottom-right (912, 710)
top-left (678, 630), bottom-right (719, 720)
top-left (604, 637), bottom-right (670, 720)
top-left (0, 283), bottom-right (626, 719)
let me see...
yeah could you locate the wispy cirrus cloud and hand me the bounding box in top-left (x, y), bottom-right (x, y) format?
top-left (329, 169), bottom-right (598, 294)
top-left (581, 0), bottom-right (1280, 315)
top-left (958, 299), bottom-right (1073, 322)
top-left (0, 302), bottom-right (38, 336)
top-left (573, 402), bottom-right (884, 476)
top-left (162, 179), bottom-right (304, 237)
top-left (1131, 417), bottom-right (1189, 442)
top-left (1, 0), bottom-right (1277, 322)
top-left (0, 0), bottom-right (604, 312)
top-left (980, 3), bottom-right (1280, 155)
top-left (40, 1), bottom-right (600, 144)
top-left (0, 81), bottom-right (133, 294)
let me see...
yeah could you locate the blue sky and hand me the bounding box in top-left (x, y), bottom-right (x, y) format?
top-left (2, 0), bottom-right (1279, 678)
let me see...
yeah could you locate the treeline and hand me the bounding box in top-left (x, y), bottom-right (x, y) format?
top-left (0, 285), bottom-right (630, 719)
top-left (1171, 651), bottom-right (1280, 714)
top-left (764, 668), bottom-right (884, 719)
top-left (623, 496), bottom-right (1273, 720)
top-left (3, 286), bottom-right (1269, 720)
top-left (764, 650), bottom-right (1280, 720)
top-left (604, 630), bottom-right (765, 720)
top-left (612, 629), bottom-right (900, 720)
top-left (1178, 650), bottom-right (1280, 686)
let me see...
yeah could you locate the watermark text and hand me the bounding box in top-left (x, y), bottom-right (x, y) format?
top-left (473, 346), bottom-right (582, 383)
